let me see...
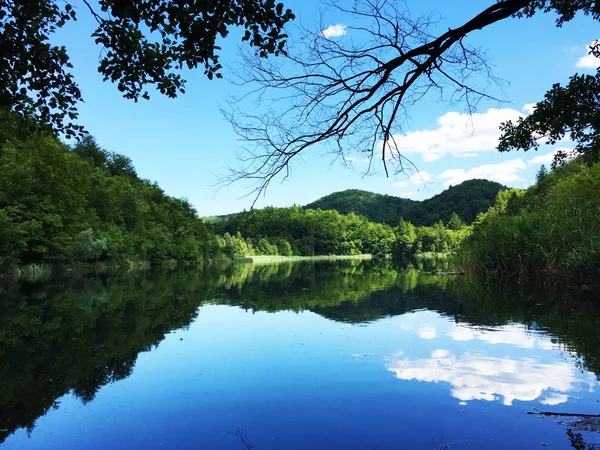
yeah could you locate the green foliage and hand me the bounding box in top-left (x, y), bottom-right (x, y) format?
top-left (402, 179), bottom-right (506, 226)
top-left (0, 116), bottom-right (222, 269)
top-left (303, 180), bottom-right (504, 227)
top-left (212, 206), bottom-right (396, 257)
top-left (71, 229), bottom-right (107, 262)
top-left (304, 189), bottom-right (416, 224)
top-left (457, 160), bottom-right (600, 286)
top-left (392, 217), bottom-right (470, 262)
top-left (0, 0), bottom-right (295, 136)
top-left (499, 65), bottom-right (600, 166)
top-left (446, 212), bottom-right (465, 231)
top-left (0, 209), bottom-right (25, 269)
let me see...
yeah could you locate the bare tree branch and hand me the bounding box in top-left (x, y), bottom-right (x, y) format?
top-left (222, 0), bottom-right (529, 205)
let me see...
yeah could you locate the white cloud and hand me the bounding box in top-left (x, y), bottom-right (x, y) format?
top-left (576, 40), bottom-right (600, 69)
top-left (321, 24), bottom-right (348, 39)
top-left (345, 156), bottom-right (358, 162)
top-left (455, 152), bottom-right (479, 158)
top-left (523, 103), bottom-right (537, 115)
top-left (527, 148), bottom-right (574, 165)
top-left (400, 191), bottom-right (415, 197)
top-left (386, 108), bottom-right (525, 161)
top-left (438, 159), bottom-right (527, 186)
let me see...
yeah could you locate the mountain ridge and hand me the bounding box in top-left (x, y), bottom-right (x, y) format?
top-left (303, 179), bottom-right (506, 226)
top-left (205, 179), bottom-right (507, 227)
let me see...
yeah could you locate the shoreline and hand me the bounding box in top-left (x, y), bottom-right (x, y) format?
top-left (240, 254), bottom-right (373, 264)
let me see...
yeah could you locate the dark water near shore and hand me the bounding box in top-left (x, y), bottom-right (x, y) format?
top-left (1, 260), bottom-right (599, 449)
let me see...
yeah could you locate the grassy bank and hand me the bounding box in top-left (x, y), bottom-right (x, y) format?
top-left (246, 254), bottom-right (373, 264)
top-left (456, 160), bottom-right (600, 288)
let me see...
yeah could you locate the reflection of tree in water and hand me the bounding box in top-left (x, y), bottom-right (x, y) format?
top-left (1, 260), bottom-right (599, 443)
top-left (0, 269), bottom-right (221, 443)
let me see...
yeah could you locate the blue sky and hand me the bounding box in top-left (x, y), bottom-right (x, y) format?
top-left (55, 0), bottom-right (599, 216)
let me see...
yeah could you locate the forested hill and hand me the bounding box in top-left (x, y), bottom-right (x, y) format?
top-left (0, 115), bottom-right (221, 270)
top-left (402, 179), bottom-right (506, 226)
top-left (304, 179), bottom-right (505, 226)
top-left (304, 189), bottom-right (417, 224)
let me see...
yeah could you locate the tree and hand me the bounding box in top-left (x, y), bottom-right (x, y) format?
top-left (447, 213), bottom-right (465, 231)
top-left (0, 0), bottom-right (295, 137)
top-left (224, 0), bottom-right (599, 198)
top-left (72, 228), bottom-right (107, 262)
top-left (498, 65), bottom-right (600, 166)
top-left (393, 218), bottom-right (417, 259)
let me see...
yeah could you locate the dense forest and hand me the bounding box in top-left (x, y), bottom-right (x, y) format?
top-left (0, 114), bottom-right (221, 271)
top-left (209, 179), bottom-right (504, 260)
top-left (304, 189), bottom-right (416, 224)
top-left (401, 179), bottom-right (505, 226)
top-left (212, 206), bottom-right (396, 257)
top-left (304, 180), bottom-right (504, 226)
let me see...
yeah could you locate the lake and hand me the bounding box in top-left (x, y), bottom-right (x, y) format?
top-left (1, 260), bottom-right (599, 449)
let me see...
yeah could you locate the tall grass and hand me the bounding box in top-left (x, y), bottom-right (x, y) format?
top-left (456, 161), bottom-right (600, 287)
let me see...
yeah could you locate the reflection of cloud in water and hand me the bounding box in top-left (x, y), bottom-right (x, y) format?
top-left (417, 326), bottom-right (437, 340)
top-left (447, 323), bottom-right (561, 350)
top-left (386, 350), bottom-right (596, 406)
top-left (540, 393), bottom-right (569, 406)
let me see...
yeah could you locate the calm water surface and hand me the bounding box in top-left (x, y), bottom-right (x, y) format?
top-left (1, 260), bottom-right (599, 449)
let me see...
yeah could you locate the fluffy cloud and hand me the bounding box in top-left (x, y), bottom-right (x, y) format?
top-left (438, 159), bottom-right (527, 186)
top-left (386, 108), bottom-right (524, 161)
top-left (390, 171), bottom-right (431, 188)
top-left (522, 103), bottom-right (537, 115)
top-left (576, 40), bottom-right (600, 69)
top-left (321, 24), bottom-right (348, 39)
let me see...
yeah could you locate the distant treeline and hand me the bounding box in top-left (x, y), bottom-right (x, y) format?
top-left (213, 207), bottom-right (395, 257)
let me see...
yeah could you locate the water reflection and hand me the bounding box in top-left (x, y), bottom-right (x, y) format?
top-left (1, 260), bottom-right (599, 448)
top-left (386, 310), bottom-right (597, 407)
top-left (387, 348), bottom-right (595, 406)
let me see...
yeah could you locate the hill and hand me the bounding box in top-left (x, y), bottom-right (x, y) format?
top-left (304, 179), bottom-right (505, 226)
top-left (304, 189), bottom-right (417, 224)
top-left (0, 123), bottom-right (220, 269)
top-left (403, 179), bottom-right (506, 226)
